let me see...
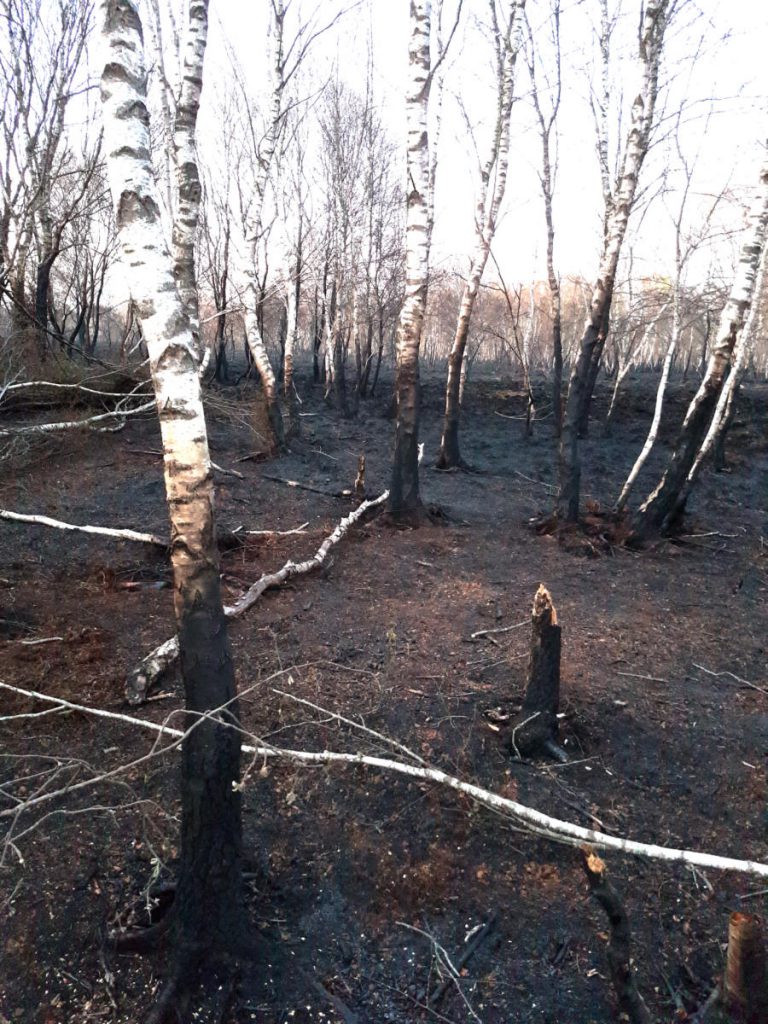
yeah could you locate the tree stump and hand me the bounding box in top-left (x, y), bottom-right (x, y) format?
top-left (508, 584), bottom-right (566, 760)
top-left (724, 912), bottom-right (768, 1024)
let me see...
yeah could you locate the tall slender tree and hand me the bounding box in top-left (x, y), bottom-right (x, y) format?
top-left (435, 0), bottom-right (524, 470)
top-left (556, 0), bottom-right (674, 521)
top-left (98, 2), bottom-right (244, 1017)
top-left (389, 0), bottom-right (434, 516)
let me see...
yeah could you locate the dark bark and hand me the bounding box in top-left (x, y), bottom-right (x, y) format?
top-left (581, 847), bottom-right (652, 1024)
top-left (576, 293), bottom-right (612, 437)
top-left (552, 311), bottom-right (563, 438)
top-left (35, 254), bottom-right (56, 360)
top-left (632, 373), bottom-right (724, 536)
top-left (508, 585), bottom-right (563, 760)
top-left (388, 351), bottom-right (422, 522)
top-left (436, 341), bottom-right (466, 469)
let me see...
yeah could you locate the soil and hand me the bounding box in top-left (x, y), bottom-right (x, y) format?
top-left (0, 370), bottom-right (767, 1024)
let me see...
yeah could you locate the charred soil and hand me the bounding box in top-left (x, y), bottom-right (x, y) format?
top-left (0, 372), bottom-right (767, 1023)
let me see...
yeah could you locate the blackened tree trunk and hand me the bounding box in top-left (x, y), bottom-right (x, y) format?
top-left (633, 151), bottom-right (768, 537)
top-left (34, 253), bottom-right (56, 360)
top-left (99, 0), bottom-right (245, 1012)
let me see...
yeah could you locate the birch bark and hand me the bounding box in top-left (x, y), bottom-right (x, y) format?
top-left (556, 0), bottom-right (672, 521)
top-left (388, 0), bottom-right (433, 517)
top-left (435, 0), bottom-right (524, 470)
top-left (633, 151), bottom-right (768, 536)
top-left (98, 0), bottom-right (244, 998)
top-left (170, 0), bottom-right (208, 358)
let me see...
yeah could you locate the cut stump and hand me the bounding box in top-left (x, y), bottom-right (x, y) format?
top-left (725, 912), bottom-right (768, 1024)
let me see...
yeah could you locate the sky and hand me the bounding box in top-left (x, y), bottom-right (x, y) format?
top-left (191, 0), bottom-right (768, 290)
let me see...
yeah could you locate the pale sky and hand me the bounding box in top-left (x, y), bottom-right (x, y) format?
top-left (192, 1), bottom-right (768, 290)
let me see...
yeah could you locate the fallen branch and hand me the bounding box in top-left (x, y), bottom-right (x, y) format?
top-left (261, 473), bottom-right (347, 498)
top-left (0, 399), bottom-right (155, 437)
top-left (3, 680), bottom-right (768, 879)
top-left (422, 916), bottom-right (497, 1009)
top-left (0, 509), bottom-right (167, 548)
top-left (693, 662), bottom-right (768, 697)
top-left (468, 619), bottom-right (527, 641)
top-left (126, 491), bottom-right (389, 704)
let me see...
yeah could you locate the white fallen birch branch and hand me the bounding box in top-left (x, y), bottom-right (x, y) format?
top-left (3, 380), bottom-right (149, 399)
top-left (2, 679), bottom-right (767, 879)
top-left (126, 490), bottom-right (389, 704)
top-left (0, 509), bottom-right (167, 548)
top-left (0, 399), bottom-right (155, 437)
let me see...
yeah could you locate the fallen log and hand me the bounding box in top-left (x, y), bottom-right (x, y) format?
top-left (0, 399), bottom-right (155, 437)
top-left (0, 509), bottom-right (167, 548)
top-left (4, 679), bottom-right (768, 879)
top-left (125, 490), bottom-right (389, 704)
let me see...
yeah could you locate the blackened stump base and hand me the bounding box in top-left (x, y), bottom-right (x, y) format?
top-left (508, 585), bottom-right (566, 761)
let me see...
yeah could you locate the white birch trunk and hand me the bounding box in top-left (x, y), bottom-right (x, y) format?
top-left (614, 298), bottom-right (674, 510)
top-left (171, 0), bottom-right (208, 359)
top-left (678, 238), bottom-right (768, 495)
top-left (388, 0), bottom-right (433, 515)
top-left (635, 150), bottom-right (768, 534)
top-left (98, 0), bottom-right (243, 978)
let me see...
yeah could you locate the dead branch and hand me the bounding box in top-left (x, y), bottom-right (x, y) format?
top-left (0, 509), bottom-right (167, 548)
top-left (468, 619), bottom-right (528, 641)
top-left (126, 491), bottom-right (389, 704)
top-left (580, 846), bottom-right (652, 1024)
top-left (261, 473), bottom-right (347, 497)
top-left (0, 399), bottom-right (155, 436)
top-left (4, 680), bottom-right (768, 880)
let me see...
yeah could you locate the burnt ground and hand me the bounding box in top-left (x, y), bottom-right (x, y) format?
top-left (0, 369), bottom-right (767, 1024)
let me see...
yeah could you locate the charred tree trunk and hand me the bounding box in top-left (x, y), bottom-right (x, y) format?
top-left (34, 253), bottom-right (56, 360)
top-left (99, 1), bottom-right (245, 1012)
top-left (724, 912), bottom-right (768, 1024)
top-left (508, 585), bottom-right (564, 761)
top-left (581, 848), bottom-right (652, 1024)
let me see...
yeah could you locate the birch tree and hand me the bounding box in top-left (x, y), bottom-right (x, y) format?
top-left (435, 0), bottom-right (524, 470)
top-left (633, 149), bottom-right (768, 536)
top-left (389, 0), bottom-right (434, 516)
top-left (556, 0), bottom-right (675, 521)
top-left (98, 1), bottom-right (244, 1013)
top-left (526, 0), bottom-right (563, 436)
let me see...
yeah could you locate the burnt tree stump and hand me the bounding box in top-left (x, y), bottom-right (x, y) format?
top-left (508, 584), bottom-right (566, 761)
top-left (725, 912), bottom-right (768, 1024)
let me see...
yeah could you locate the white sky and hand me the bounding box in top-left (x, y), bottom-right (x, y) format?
top-left (201, 1), bottom-right (768, 289)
